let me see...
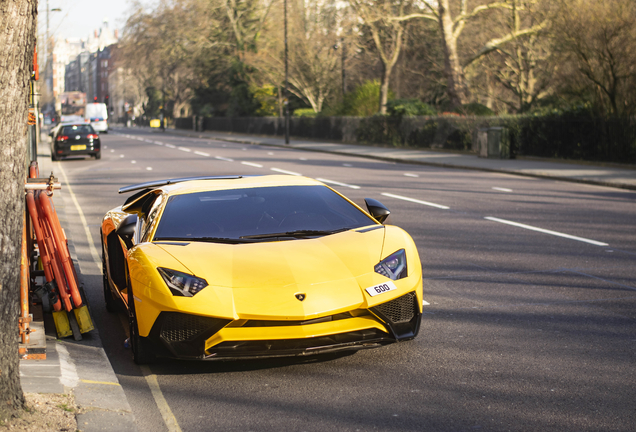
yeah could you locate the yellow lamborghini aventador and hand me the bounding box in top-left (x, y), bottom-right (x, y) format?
top-left (101, 175), bottom-right (423, 364)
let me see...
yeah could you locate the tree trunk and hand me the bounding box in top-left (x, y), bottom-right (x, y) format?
top-left (438, 0), bottom-right (468, 108)
top-left (379, 63), bottom-right (391, 114)
top-left (0, 0), bottom-right (37, 420)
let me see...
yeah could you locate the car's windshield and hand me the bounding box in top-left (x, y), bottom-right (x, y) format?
top-left (153, 185), bottom-right (376, 242)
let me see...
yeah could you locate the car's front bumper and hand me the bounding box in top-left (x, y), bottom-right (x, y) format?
top-left (138, 291), bottom-right (422, 361)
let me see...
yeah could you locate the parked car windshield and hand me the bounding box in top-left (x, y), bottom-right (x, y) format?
top-left (61, 125), bottom-right (94, 135)
top-left (153, 185), bottom-right (376, 242)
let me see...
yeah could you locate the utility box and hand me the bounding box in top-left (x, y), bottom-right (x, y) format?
top-left (478, 127), bottom-right (510, 159)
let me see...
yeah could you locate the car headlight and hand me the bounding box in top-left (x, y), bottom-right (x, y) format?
top-left (157, 267), bottom-right (208, 297)
top-left (374, 249), bottom-right (407, 280)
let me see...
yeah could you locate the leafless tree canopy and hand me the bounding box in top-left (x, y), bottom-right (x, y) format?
top-left (115, 0), bottom-right (636, 117)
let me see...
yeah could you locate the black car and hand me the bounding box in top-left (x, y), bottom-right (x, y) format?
top-left (49, 122), bottom-right (101, 161)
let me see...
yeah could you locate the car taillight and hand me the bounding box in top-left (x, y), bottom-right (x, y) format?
top-left (87, 134), bottom-right (98, 139)
top-left (56, 135), bottom-right (69, 142)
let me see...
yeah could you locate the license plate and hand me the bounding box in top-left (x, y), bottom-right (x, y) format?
top-left (365, 281), bottom-right (398, 297)
top-left (70, 145), bottom-right (86, 151)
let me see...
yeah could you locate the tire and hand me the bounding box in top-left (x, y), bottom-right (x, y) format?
top-left (94, 151), bottom-right (101, 160)
top-left (51, 152), bottom-right (59, 161)
top-left (101, 239), bottom-right (118, 313)
top-left (129, 300), bottom-right (156, 364)
top-left (127, 275), bottom-right (156, 364)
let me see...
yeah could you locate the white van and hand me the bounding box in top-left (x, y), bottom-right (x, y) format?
top-left (84, 103), bottom-right (109, 133)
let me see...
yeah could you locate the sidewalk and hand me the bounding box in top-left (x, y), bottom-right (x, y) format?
top-left (19, 138), bottom-right (137, 432)
top-left (130, 126), bottom-right (636, 191)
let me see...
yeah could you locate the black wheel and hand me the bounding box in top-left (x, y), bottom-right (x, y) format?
top-left (94, 152), bottom-right (101, 160)
top-left (129, 299), bottom-right (156, 364)
top-left (127, 271), bottom-right (155, 364)
top-left (51, 152), bottom-right (59, 161)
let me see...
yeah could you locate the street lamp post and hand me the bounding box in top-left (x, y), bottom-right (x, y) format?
top-left (284, 0), bottom-right (290, 144)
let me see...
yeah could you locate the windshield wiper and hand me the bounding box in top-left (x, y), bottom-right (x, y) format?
top-left (240, 228), bottom-right (349, 240)
top-left (154, 236), bottom-right (256, 244)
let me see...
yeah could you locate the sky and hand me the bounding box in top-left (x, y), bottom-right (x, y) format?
top-left (38, 0), bottom-right (144, 42)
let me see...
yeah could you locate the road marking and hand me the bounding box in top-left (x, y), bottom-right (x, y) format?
top-left (57, 164), bottom-right (102, 271)
top-left (165, 144), bottom-right (176, 148)
top-left (194, 151), bottom-right (210, 157)
top-left (80, 379), bottom-right (121, 386)
top-left (215, 156), bottom-right (234, 162)
top-left (271, 168), bottom-right (301, 176)
top-left (316, 178), bottom-right (360, 189)
top-left (57, 343), bottom-right (79, 388)
top-left (146, 167), bottom-right (153, 171)
top-left (178, 147), bottom-right (191, 152)
top-left (153, 141), bottom-right (163, 145)
top-left (404, 173), bottom-right (419, 178)
top-left (343, 163), bottom-right (352, 167)
top-left (423, 300), bottom-right (430, 306)
top-left (381, 192), bottom-right (450, 209)
top-left (241, 161), bottom-right (263, 168)
top-left (144, 139), bottom-right (153, 143)
top-left (119, 154), bottom-right (124, 158)
top-left (141, 366), bottom-right (183, 432)
top-left (131, 160), bottom-right (136, 164)
top-left (110, 149), bottom-right (114, 152)
top-left (484, 217), bottom-right (609, 246)
top-left (299, 157), bottom-right (308, 161)
top-left (492, 187), bottom-right (513, 192)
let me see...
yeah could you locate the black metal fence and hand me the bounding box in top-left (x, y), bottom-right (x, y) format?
top-left (174, 115), bottom-right (636, 164)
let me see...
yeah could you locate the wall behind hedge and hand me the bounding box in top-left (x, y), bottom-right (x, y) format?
top-left (175, 115), bottom-right (636, 164)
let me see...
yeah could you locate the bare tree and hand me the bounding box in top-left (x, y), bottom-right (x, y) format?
top-left (391, 0), bottom-right (547, 108)
top-left (0, 0), bottom-right (37, 419)
top-left (250, 0), bottom-right (343, 113)
top-left (348, 0), bottom-right (409, 114)
top-left (552, 0), bottom-right (636, 116)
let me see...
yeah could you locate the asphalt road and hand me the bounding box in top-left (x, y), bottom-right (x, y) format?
top-left (50, 127), bottom-right (636, 432)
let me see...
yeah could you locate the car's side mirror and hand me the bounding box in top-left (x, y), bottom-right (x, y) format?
top-left (365, 198), bottom-right (390, 224)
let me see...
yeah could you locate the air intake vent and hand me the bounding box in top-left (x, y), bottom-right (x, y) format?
top-left (373, 292), bottom-right (416, 324)
top-left (160, 313), bottom-right (215, 342)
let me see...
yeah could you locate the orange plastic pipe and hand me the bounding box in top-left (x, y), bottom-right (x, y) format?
top-left (20, 212), bottom-right (30, 344)
top-left (37, 192), bottom-right (83, 308)
top-left (36, 193), bottom-right (72, 311)
top-left (25, 191), bottom-right (62, 311)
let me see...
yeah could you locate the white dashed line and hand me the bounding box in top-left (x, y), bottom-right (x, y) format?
top-left (267, 152), bottom-right (275, 155)
top-left (215, 156), bottom-right (234, 162)
top-left (178, 147), bottom-right (191, 152)
top-left (492, 187), bottom-right (513, 192)
top-left (144, 139), bottom-right (154, 143)
top-left (165, 144), bottom-right (176, 148)
top-left (131, 160), bottom-right (136, 164)
top-left (316, 178), bottom-right (360, 189)
top-left (119, 154), bottom-right (125, 158)
top-left (404, 173), bottom-right (419, 178)
top-left (271, 168), bottom-right (301, 176)
top-left (194, 151), bottom-right (210, 157)
top-left (299, 157), bottom-right (308, 161)
top-left (241, 161), bottom-right (263, 168)
top-left (423, 300), bottom-right (430, 306)
top-left (110, 149), bottom-right (114, 153)
top-left (381, 192), bottom-right (450, 209)
top-left (484, 217), bottom-right (608, 246)
top-left (343, 163), bottom-right (352, 167)
top-left (146, 167), bottom-right (153, 171)
top-left (154, 141), bottom-right (163, 145)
